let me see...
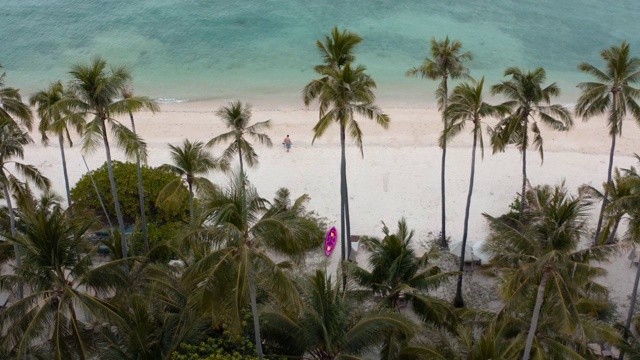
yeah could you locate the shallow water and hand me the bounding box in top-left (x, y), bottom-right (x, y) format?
top-left (4, 0), bottom-right (640, 105)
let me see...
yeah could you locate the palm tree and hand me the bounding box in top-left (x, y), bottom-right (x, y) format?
top-left (580, 168), bottom-right (634, 244)
top-left (575, 41), bottom-right (640, 245)
top-left (29, 81), bottom-right (85, 208)
top-left (491, 67), bottom-right (573, 223)
top-left (304, 27), bottom-right (369, 268)
top-left (621, 206), bottom-right (640, 360)
top-left (350, 218), bottom-right (457, 326)
top-left (304, 56), bottom-right (389, 268)
top-left (406, 36), bottom-right (472, 248)
top-left (66, 57), bottom-right (147, 258)
top-left (207, 100), bottom-right (272, 176)
top-left (0, 119), bottom-right (50, 300)
top-left (114, 87), bottom-right (160, 253)
top-left (443, 77), bottom-right (508, 307)
top-left (314, 26), bottom-right (362, 72)
top-left (402, 317), bottom-right (525, 359)
top-left (0, 198), bottom-right (130, 359)
top-left (157, 139), bottom-right (228, 225)
top-left (0, 64), bottom-right (33, 131)
top-left (182, 172), bottom-right (318, 360)
top-left (483, 183), bottom-right (617, 360)
top-left (261, 269), bottom-right (415, 359)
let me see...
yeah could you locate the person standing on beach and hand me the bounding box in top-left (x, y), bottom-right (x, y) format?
top-left (283, 135), bottom-right (292, 152)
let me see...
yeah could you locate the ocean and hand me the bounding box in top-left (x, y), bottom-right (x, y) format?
top-left (3, 0), bottom-right (640, 105)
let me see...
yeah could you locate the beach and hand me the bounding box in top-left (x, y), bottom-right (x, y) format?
top-left (17, 98), bottom-right (640, 321)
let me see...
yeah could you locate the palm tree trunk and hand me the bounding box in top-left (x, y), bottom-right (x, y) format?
top-left (128, 111), bottom-right (149, 253)
top-left (238, 146), bottom-right (244, 176)
top-left (249, 271), bottom-right (264, 360)
top-left (606, 216), bottom-right (622, 245)
top-left (594, 132), bottom-right (616, 245)
top-left (523, 270), bottom-right (550, 360)
top-left (620, 254), bottom-right (640, 360)
top-left (339, 123), bottom-right (348, 290)
top-left (58, 134), bottom-right (72, 209)
top-left (519, 118), bottom-right (528, 224)
top-left (101, 118), bottom-right (128, 258)
top-left (3, 184), bottom-right (23, 300)
top-left (440, 77), bottom-right (449, 248)
top-left (343, 149), bottom-right (352, 261)
top-left (188, 181), bottom-right (194, 226)
top-left (454, 125), bottom-right (479, 308)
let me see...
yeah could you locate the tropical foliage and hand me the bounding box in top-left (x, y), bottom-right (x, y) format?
top-left (3, 34), bottom-right (640, 360)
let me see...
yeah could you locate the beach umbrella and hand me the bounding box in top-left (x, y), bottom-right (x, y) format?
top-left (472, 240), bottom-right (490, 264)
top-left (449, 241), bottom-right (480, 262)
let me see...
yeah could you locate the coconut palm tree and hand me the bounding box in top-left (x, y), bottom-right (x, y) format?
top-left (304, 27), bottom-right (373, 267)
top-left (575, 41), bottom-right (640, 245)
top-left (157, 139), bottom-right (228, 226)
top-left (304, 61), bottom-right (389, 267)
top-left (402, 317), bottom-right (525, 359)
top-left (0, 64), bottom-right (33, 131)
top-left (620, 206), bottom-right (640, 360)
top-left (29, 81), bottom-right (85, 208)
top-left (65, 57), bottom-right (147, 258)
top-left (350, 218), bottom-right (457, 326)
top-left (0, 197), bottom-right (130, 359)
top-left (314, 26), bottom-right (362, 72)
top-left (443, 77), bottom-right (508, 307)
top-left (113, 87), bottom-right (160, 253)
top-left (261, 269), bottom-right (415, 359)
top-left (0, 119), bottom-right (50, 300)
top-left (483, 183), bottom-right (617, 360)
top-left (182, 172), bottom-right (318, 360)
top-left (406, 36), bottom-right (472, 248)
top-left (207, 100), bottom-right (272, 176)
top-left (580, 168), bottom-right (634, 244)
top-left (490, 67), bottom-right (573, 223)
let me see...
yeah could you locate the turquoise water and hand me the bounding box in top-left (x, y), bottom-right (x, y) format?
top-left (3, 0), bottom-right (640, 105)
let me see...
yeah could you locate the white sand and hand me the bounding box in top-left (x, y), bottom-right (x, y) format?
top-left (17, 99), bottom-right (640, 321)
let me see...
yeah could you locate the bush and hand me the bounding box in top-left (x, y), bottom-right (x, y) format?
top-left (71, 161), bottom-right (190, 226)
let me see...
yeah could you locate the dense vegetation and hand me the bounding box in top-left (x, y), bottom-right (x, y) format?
top-left (1, 28), bottom-right (640, 360)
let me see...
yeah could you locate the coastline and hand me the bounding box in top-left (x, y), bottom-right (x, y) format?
top-left (18, 99), bottom-right (640, 322)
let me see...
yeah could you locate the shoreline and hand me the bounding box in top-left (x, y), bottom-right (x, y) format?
top-left (16, 100), bottom-right (640, 322)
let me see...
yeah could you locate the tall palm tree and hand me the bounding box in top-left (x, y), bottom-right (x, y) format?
top-left (0, 119), bottom-right (50, 300)
top-left (350, 218), bottom-right (457, 326)
top-left (304, 27), bottom-right (370, 267)
top-left (483, 183), bottom-right (617, 360)
top-left (406, 36), bottom-right (472, 248)
top-left (0, 198), bottom-right (130, 359)
top-left (620, 206), bottom-right (640, 360)
top-left (575, 41), bottom-right (640, 245)
top-left (207, 100), bottom-right (272, 176)
top-left (114, 88), bottom-right (160, 253)
top-left (314, 26), bottom-right (362, 72)
top-left (580, 168), bottom-right (634, 244)
top-left (261, 269), bottom-right (415, 359)
top-left (491, 67), bottom-right (573, 223)
top-left (157, 139), bottom-right (228, 225)
top-left (304, 59), bottom-right (389, 267)
top-left (0, 64), bottom-right (33, 131)
top-left (29, 81), bottom-right (85, 208)
top-left (182, 172), bottom-right (318, 360)
top-left (66, 57), bottom-right (147, 258)
top-left (443, 77), bottom-right (508, 307)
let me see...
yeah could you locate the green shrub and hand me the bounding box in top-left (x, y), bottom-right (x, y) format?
top-left (71, 161), bottom-right (189, 226)
top-left (170, 333), bottom-right (259, 360)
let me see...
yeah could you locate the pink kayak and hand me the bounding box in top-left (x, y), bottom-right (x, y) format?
top-left (324, 227), bottom-right (337, 256)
